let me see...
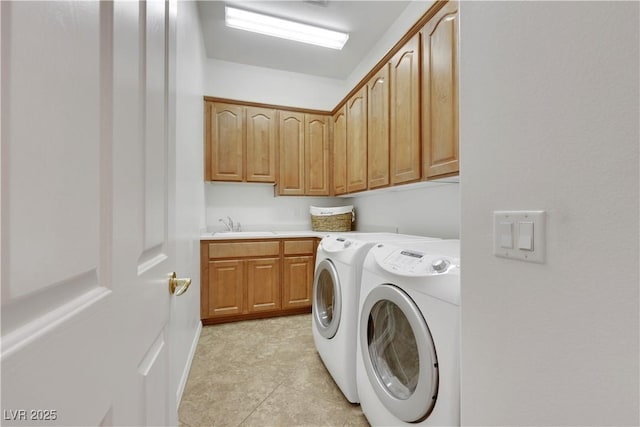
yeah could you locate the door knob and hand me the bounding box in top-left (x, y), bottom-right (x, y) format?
top-left (169, 272), bottom-right (192, 296)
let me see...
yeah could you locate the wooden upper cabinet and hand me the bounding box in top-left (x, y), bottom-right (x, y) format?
top-left (205, 100), bottom-right (330, 195)
top-left (205, 101), bottom-right (276, 183)
top-left (367, 64), bottom-right (390, 189)
top-left (206, 102), bottom-right (244, 181)
top-left (245, 106), bottom-right (277, 182)
top-left (203, 2), bottom-right (458, 193)
top-left (305, 114), bottom-right (330, 196)
top-left (332, 106), bottom-right (347, 195)
top-left (422, 1), bottom-right (459, 179)
top-left (390, 33), bottom-right (421, 185)
top-left (346, 87), bottom-right (368, 193)
top-left (278, 111), bottom-right (305, 195)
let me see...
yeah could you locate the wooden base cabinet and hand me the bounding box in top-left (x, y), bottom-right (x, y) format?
top-left (282, 256), bottom-right (314, 309)
top-left (201, 238), bottom-right (318, 324)
top-left (246, 258), bottom-right (281, 313)
top-left (207, 259), bottom-right (244, 318)
top-left (282, 238), bottom-right (316, 309)
top-left (205, 257), bottom-right (280, 319)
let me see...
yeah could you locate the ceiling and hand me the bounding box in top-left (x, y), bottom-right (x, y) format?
top-left (197, 1), bottom-right (411, 80)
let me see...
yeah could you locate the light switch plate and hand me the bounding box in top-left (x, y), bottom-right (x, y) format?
top-left (493, 211), bottom-right (545, 263)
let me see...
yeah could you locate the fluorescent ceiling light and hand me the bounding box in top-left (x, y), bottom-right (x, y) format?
top-left (225, 6), bottom-right (349, 50)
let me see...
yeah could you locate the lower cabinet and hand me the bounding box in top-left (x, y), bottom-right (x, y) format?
top-left (207, 259), bottom-right (244, 318)
top-left (282, 256), bottom-right (314, 309)
top-left (282, 238), bottom-right (316, 309)
top-left (206, 258), bottom-right (280, 318)
top-left (247, 258), bottom-right (281, 313)
top-left (201, 238), bottom-right (318, 324)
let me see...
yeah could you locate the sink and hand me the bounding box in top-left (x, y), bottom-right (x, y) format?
top-left (272, 231), bottom-right (317, 236)
top-left (212, 231), bottom-right (276, 238)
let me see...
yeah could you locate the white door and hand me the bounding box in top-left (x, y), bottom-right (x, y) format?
top-left (1, 1), bottom-right (183, 425)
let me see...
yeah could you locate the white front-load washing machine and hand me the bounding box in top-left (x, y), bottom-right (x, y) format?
top-left (356, 239), bottom-right (460, 426)
top-left (312, 232), bottom-right (440, 403)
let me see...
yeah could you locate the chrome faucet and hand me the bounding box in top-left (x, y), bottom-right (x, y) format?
top-left (219, 216), bottom-right (241, 232)
top-left (219, 217), bottom-right (233, 231)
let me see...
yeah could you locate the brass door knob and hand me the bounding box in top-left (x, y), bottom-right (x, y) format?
top-left (169, 272), bottom-right (192, 296)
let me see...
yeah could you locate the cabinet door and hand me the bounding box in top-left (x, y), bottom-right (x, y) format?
top-left (390, 34), bottom-right (421, 185)
top-left (282, 256), bottom-right (314, 309)
top-left (207, 259), bottom-right (244, 317)
top-left (246, 258), bottom-right (281, 313)
top-left (206, 102), bottom-right (244, 181)
top-left (346, 87), bottom-right (368, 193)
top-left (278, 111), bottom-right (305, 195)
top-left (422, 1), bottom-right (459, 179)
top-left (246, 106), bottom-right (277, 182)
top-left (332, 106), bottom-right (347, 195)
top-left (367, 64), bottom-right (390, 189)
top-left (305, 114), bottom-right (330, 196)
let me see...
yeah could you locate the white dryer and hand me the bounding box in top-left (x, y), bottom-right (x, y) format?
top-left (312, 232), bottom-right (440, 403)
top-left (356, 239), bottom-right (460, 426)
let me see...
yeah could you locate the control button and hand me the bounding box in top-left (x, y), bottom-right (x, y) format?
top-left (343, 240), bottom-right (352, 248)
top-left (499, 221), bottom-right (514, 249)
top-left (432, 259), bottom-right (450, 273)
top-left (518, 221), bottom-right (534, 251)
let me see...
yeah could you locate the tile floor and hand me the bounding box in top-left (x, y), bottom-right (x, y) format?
top-left (178, 314), bottom-right (369, 427)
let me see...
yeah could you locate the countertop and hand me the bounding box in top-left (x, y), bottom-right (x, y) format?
top-left (200, 230), bottom-right (328, 240)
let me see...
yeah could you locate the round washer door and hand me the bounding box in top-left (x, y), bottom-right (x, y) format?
top-left (313, 259), bottom-right (342, 339)
top-left (359, 284), bottom-right (439, 423)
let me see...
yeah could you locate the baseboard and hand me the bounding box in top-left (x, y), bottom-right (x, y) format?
top-left (176, 320), bottom-right (202, 408)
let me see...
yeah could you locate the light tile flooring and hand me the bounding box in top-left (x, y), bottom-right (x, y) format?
top-left (178, 314), bottom-right (369, 427)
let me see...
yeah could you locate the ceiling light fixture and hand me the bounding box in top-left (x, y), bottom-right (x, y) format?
top-left (225, 6), bottom-right (349, 50)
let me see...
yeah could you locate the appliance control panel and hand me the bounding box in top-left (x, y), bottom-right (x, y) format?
top-left (376, 248), bottom-right (459, 277)
top-left (320, 236), bottom-right (361, 252)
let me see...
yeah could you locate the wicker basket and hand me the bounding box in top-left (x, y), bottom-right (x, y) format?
top-left (310, 205), bottom-right (354, 232)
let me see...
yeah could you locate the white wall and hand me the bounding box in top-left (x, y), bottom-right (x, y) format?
top-left (204, 58), bottom-right (345, 110)
top-left (172, 0), bottom-right (206, 409)
top-left (350, 182), bottom-right (459, 238)
top-left (459, 2), bottom-right (639, 426)
top-left (205, 182), bottom-right (352, 232)
top-left (344, 0), bottom-right (435, 90)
